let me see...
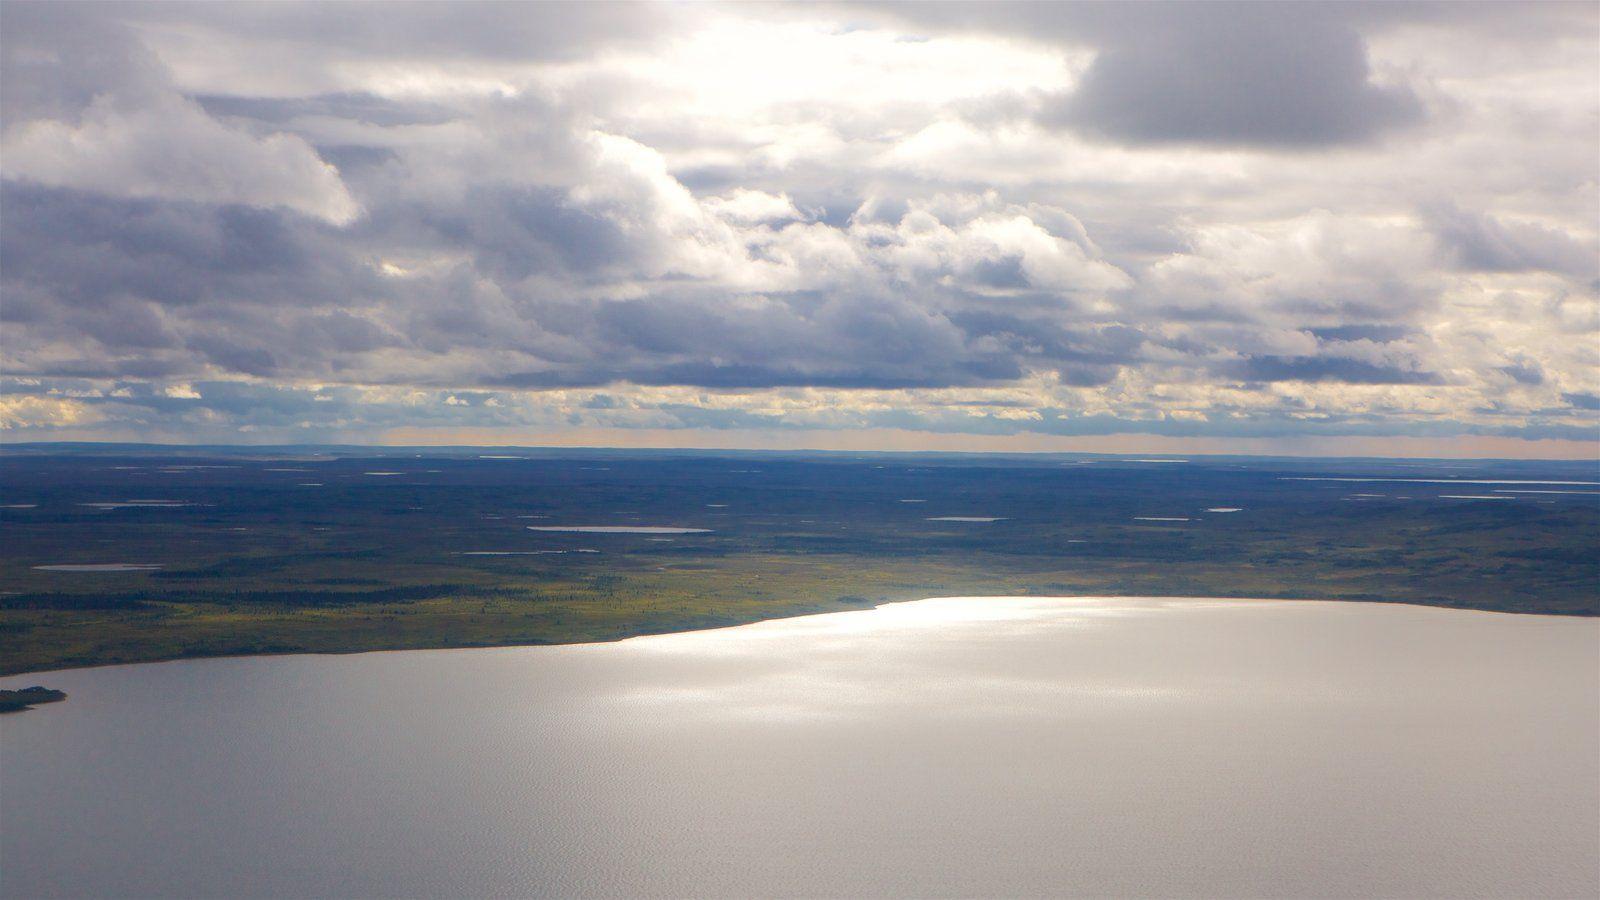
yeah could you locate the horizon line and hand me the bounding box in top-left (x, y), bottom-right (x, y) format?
top-left (2, 438), bottom-right (1595, 465)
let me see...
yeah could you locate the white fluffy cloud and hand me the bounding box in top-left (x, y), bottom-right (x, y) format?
top-left (3, 94), bottom-right (360, 224)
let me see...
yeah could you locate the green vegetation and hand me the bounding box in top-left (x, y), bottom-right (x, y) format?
top-left (2, 448), bottom-right (1595, 675)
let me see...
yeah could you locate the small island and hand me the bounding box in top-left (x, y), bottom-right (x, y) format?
top-left (0, 686), bottom-right (67, 713)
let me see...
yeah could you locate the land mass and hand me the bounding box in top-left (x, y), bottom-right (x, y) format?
top-left (2, 447), bottom-right (1595, 676)
top-left (0, 686), bottom-right (67, 713)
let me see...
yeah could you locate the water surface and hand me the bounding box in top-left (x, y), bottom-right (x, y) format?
top-left (31, 563), bottom-right (163, 573)
top-left (527, 525), bottom-right (711, 534)
top-left (2, 597), bottom-right (1594, 898)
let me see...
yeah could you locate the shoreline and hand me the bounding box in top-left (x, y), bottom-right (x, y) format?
top-left (3, 592), bottom-right (1592, 681)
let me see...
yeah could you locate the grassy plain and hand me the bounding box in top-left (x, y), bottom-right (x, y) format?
top-left (2, 447), bottom-right (1595, 675)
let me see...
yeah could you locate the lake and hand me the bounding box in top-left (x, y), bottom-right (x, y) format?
top-left (526, 525), bottom-right (713, 534)
top-left (1, 597), bottom-right (1595, 898)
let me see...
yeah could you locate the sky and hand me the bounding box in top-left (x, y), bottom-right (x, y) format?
top-left (1, 1), bottom-right (1596, 457)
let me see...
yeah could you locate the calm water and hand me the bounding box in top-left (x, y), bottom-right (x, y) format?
top-left (2, 597), bottom-right (1595, 898)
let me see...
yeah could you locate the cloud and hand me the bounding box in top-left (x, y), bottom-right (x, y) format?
top-left (0, 2), bottom-right (1594, 448)
top-left (1563, 392), bottom-right (1600, 411)
top-left (704, 189), bottom-right (804, 225)
top-left (118, 1), bottom-right (678, 69)
top-left (1042, 9), bottom-right (1424, 147)
top-left (1223, 355), bottom-right (1441, 386)
top-left (1426, 203), bottom-right (1599, 278)
top-left (0, 393), bottom-right (105, 430)
top-left (3, 96), bottom-right (360, 224)
top-left (1136, 211), bottom-right (1441, 323)
top-left (1, 4), bottom-right (360, 224)
top-left (862, 2), bottom-right (1437, 147)
top-left (4, 374), bottom-right (1595, 448)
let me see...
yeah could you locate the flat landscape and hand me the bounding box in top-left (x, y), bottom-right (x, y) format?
top-left (2, 445), bottom-right (1594, 676)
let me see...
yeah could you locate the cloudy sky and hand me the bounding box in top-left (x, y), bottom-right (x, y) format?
top-left (2, 1), bottom-right (1596, 456)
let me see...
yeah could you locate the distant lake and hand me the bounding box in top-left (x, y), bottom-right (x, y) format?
top-left (32, 563), bottom-right (164, 573)
top-left (2, 597), bottom-right (1595, 898)
top-left (527, 525), bottom-right (712, 534)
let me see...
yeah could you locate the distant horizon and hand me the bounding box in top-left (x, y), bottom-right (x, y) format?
top-left (2, 5), bottom-right (1596, 896)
